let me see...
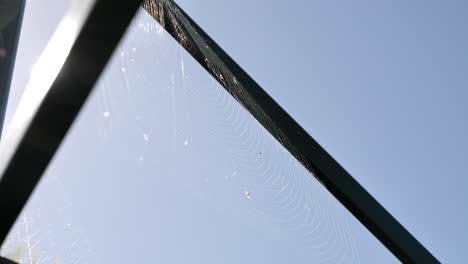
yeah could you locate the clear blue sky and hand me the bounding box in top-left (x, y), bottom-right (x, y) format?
top-left (1, 0), bottom-right (467, 263)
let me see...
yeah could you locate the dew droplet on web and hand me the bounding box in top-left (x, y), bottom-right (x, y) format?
top-left (245, 191), bottom-right (251, 199)
top-left (137, 156), bottom-right (145, 167)
top-left (121, 67), bottom-right (126, 72)
top-left (143, 133), bottom-right (150, 141)
top-left (184, 140), bottom-right (189, 146)
top-left (103, 111), bottom-right (110, 118)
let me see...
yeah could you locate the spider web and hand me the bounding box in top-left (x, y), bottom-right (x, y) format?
top-left (0, 8), bottom-right (390, 264)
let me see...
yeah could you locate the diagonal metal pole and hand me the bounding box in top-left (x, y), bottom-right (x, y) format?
top-left (142, 1), bottom-right (439, 262)
top-left (0, 0), bottom-right (141, 245)
top-left (0, 0), bottom-right (27, 136)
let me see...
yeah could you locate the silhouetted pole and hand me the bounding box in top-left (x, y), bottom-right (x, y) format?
top-left (0, 0), bottom-right (26, 136)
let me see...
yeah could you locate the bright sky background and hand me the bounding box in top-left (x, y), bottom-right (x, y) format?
top-left (1, 0), bottom-right (467, 263)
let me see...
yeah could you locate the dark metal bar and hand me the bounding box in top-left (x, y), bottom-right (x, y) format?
top-left (0, 256), bottom-right (17, 264)
top-left (0, 0), bottom-right (141, 245)
top-left (142, 1), bottom-right (439, 262)
top-left (0, 0), bottom-right (27, 136)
